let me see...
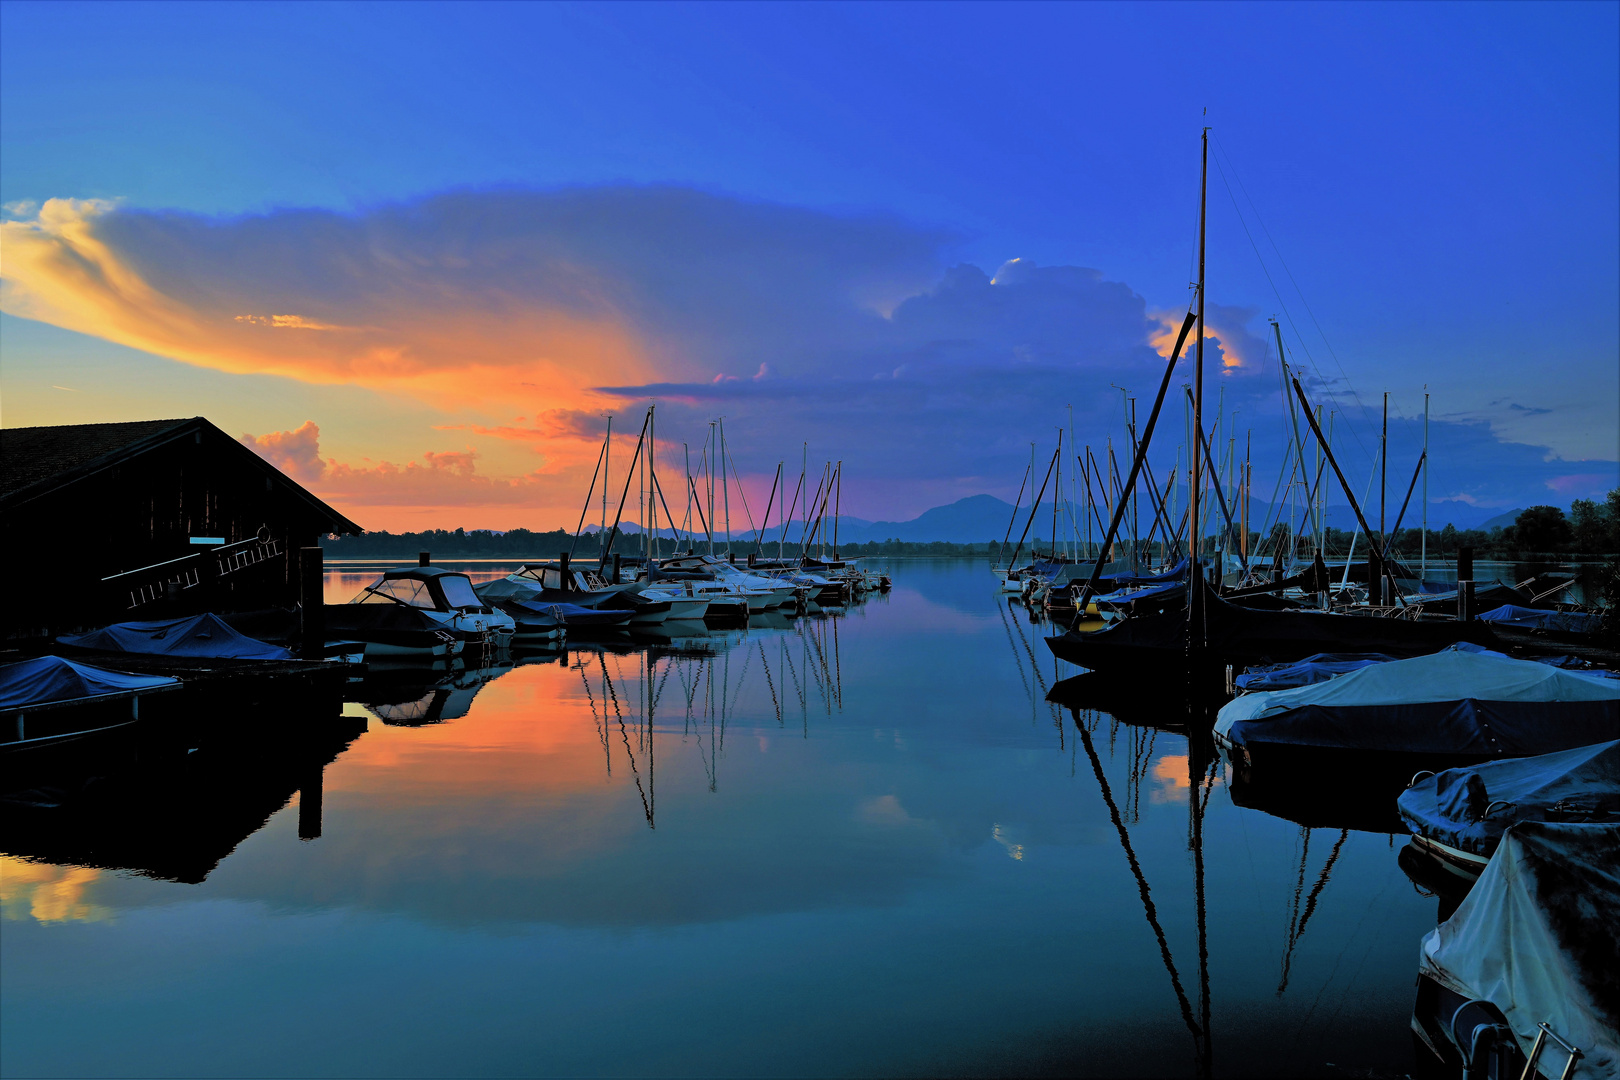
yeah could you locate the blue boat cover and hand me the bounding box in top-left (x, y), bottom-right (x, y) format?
top-left (1093, 580), bottom-right (1186, 610)
top-left (1478, 604), bottom-right (1604, 634)
top-left (1217, 646), bottom-right (1620, 756)
top-left (58, 613), bottom-right (292, 660)
top-left (1420, 821), bottom-right (1620, 1076)
top-left (1236, 652), bottom-right (1398, 691)
top-left (1398, 740), bottom-right (1620, 858)
top-left (0, 655), bottom-right (179, 710)
top-left (1105, 558), bottom-right (1190, 587)
top-left (506, 599), bottom-right (622, 625)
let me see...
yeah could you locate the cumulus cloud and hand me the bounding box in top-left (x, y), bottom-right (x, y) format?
top-left (7, 186), bottom-right (1611, 523)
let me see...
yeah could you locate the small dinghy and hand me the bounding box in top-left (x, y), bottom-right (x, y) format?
top-left (1412, 820), bottom-right (1619, 1079)
top-left (57, 613), bottom-right (291, 660)
top-left (1215, 645), bottom-right (1620, 782)
top-left (1398, 739), bottom-right (1620, 880)
top-left (1, 655), bottom-right (181, 752)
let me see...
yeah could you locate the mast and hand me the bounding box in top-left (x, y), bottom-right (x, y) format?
top-left (720, 417), bottom-right (731, 554)
top-left (1380, 392), bottom-right (1388, 547)
top-left (1052, 428), bottom-right (1063, 560)
top-left (1422, 391), bottom-right (1429, 580)
top-left (1189, 126), bottom-right (1208, 650)
top-left (602, 414), bottom-right (612, 557)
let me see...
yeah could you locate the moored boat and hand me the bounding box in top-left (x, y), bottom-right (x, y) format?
top-left (1397, 739), bottom-right (1620, 880)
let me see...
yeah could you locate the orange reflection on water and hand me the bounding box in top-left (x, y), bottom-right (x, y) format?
top-left (0, 857), bottom-right (111, 924)
top-left (1149, 753), bottom-right (1222, 805)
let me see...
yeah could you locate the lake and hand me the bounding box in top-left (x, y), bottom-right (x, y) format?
top-left (1, 559), bottom-right (1444, 1077)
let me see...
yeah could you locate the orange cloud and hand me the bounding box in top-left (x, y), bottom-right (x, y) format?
top-left (0, 198), bottom-right (657, 412)
top-left (1149, 309), bottom-right (1252, 370)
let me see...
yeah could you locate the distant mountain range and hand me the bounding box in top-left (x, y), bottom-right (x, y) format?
top-left (594, 494), bottom-right (1529, 545)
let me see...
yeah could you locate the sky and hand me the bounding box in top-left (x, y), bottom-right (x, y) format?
top-left (2, 0), bottom-right (1616, 532)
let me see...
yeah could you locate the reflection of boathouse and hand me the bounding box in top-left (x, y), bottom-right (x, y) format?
top-left (0, 417), bottom-right (361, 640)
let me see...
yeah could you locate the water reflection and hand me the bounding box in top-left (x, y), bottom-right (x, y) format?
top-left (3, 561), bottom-right (1446, 1078)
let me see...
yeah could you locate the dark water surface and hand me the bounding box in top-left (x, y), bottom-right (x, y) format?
top-left (2, 560), bottom-right (1442, 1078)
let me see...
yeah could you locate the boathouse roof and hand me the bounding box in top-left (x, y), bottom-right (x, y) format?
top-left (0, 416), bottom-right (361, 534)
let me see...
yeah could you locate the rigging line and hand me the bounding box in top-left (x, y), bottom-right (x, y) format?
top-left (579, 660), bottom-right (611, 777)
top-left (757, 640), bottom-right (783, 726)
top-left (598, 653), bottom-right (652, 827)
top-left (724, 443), bottom-right (760, 547)
top-left (1213, 135), bottom-right (1362, 407)
top-left (1209, 137), bottom-right (1374, 465)
top-left (998, 599), bottom-right (1035, 704)
top-left (1075, 718), bottom-right (1205, 1049)
top-left (568, 434), bottom-right (609, 560)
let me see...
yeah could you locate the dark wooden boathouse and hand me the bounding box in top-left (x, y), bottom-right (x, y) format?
top-left (1, 417), bottom-right (361, 641)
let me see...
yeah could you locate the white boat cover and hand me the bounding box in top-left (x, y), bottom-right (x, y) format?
top-left (1219, 646), bottom-right (1619, 732)
top-left (1419, 821), bottom-right (1620, 1078)
top-left (0, 655), bottom-right (179, 710)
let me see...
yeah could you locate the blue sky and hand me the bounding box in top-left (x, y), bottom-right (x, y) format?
top-left (2, 1), bottom-right (1615, 528)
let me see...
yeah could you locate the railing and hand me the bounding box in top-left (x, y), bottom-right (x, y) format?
top-left (103, 531), bottom-right (286, 611)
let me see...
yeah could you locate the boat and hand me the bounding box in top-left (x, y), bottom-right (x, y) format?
top-left (501, 597), bottom-right (631, 634)
top-left (476, 561), bottom-right (706, 625)
top-left (1412, 820), bottom-right (1619, 1079)
top-left (655, 553), bottom-right (797, 613)
top-left (1214, 645), bottom-right (1620, 783)
top-left (1232, 651), bottom-right (1397, 691)
top-left (0, 655), bottom-right (181, 753)
top-left (322, 604), bottom-right (466, 659)
top-left (57, 612), bottom-right (293, 660)
top-left (331, 566), bottom-right (515, 650)
top-left (1047, 583), bottom-right (1501, 680)
top-left (1397, 739), bottom-right (1620, 880)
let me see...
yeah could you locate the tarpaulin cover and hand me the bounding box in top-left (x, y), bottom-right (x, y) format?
top-left (1398, 740), bottom-right (1620, 857)
top-left (58, 614), bottom-right (291, 660)
top-left (1235, 652), bottom-right (1397, 691)
top-left (505, 599), bottom-right (627, 626)
top-left (0, 655), bottom-right (179, 710)
top-left (1094, 580), bottom-right (1186, 610)
top-left (1419, 821), bottom-right (1620, 1078)
top-left (1478, 604), bottom-right (1605, 634)
top-left (1216, 646), bottom-right (1620, 755)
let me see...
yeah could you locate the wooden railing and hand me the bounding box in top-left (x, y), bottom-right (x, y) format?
top-left (103, 532), bottom-right (286, 611)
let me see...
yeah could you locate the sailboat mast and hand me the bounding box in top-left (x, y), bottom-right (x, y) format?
top-left (1189, 126), bottom-right (1208, 647)
top-left (1422, 391), bottom-right (1429, 580)
top-left (720, 417), bottom-right (731, 554)
top-left (602, 415), bottom-right (612, 557)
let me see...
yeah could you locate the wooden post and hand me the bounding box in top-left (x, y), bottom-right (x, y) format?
top-left (612, 553), bottom-right (622, 584)
top-left (1368, 548), bottom-right (1383, 606)
top-left (300, 546), bottom-right (324, 659)
top-left (419, 551), bottom-right (431, 567)
top-left (1458, 545), bottom-right (1475, 621)
top-left (559, 552), bottom-right (571, 591)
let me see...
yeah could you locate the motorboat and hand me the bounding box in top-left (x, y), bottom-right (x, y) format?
top-left (502, 597), bottom-right (631, 635)
top-left (1412, 820), bottom-right (1618, 1079)
top-left (1398, 739), bottom-right (1620, 880)
top-left (322, 604), bottom-right (465, 660)
top-left (656, 554), bottom-right (797, 613)
top-left (1215, 645), bottom-right (1620, 783)
top-left (1, 655), bottom-right (181, 753)
top-left (332, 566), bottom-right (515, 649)
top-left (477, 561), bottom-right (705, 625)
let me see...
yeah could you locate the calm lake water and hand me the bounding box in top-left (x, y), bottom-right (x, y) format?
top-left (2, 560), bottom-right (1444, 1078)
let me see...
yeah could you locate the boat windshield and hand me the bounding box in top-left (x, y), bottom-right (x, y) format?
top-left (355, 577), bottom-right (435, 608)
top-left (438, 575), bottom-right (482, 609)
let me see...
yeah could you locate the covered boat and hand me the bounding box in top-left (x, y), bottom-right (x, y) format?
top-left (1, 655), bottom-right (181, 751)
top-left (1413, 821), bottom-right (1619, 1079)
top-left (1215, 646), bottom-right (1620, 781)
top-left (57, 613), bottom-right (291, 660)
top-left (1398, 740), bottom-right (1620, 879)
top-left (1234, 652), bottom-right (1396, 692)
top-left (1478, 604), bottom-right (1605, 635)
